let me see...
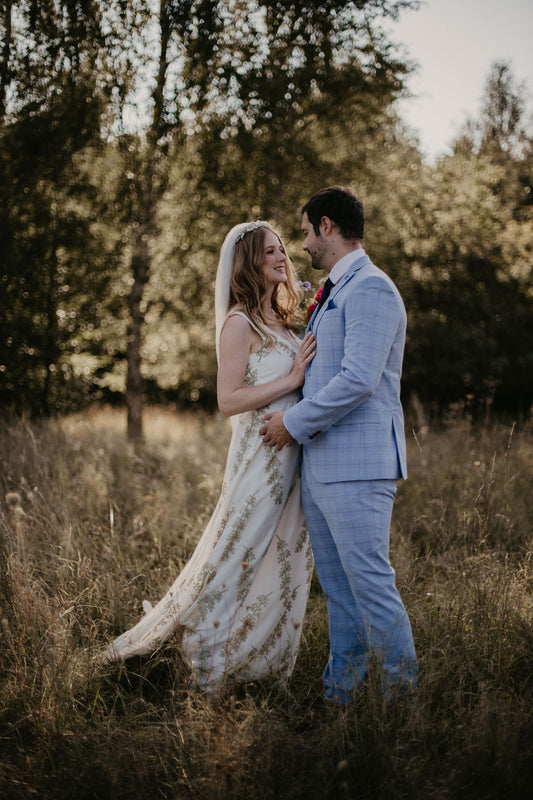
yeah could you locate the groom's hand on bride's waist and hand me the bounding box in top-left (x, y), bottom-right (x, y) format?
top-left (259, 412), bottom-right (293, 451)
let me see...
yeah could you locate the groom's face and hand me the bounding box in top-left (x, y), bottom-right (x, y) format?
top-left (301, 212), bottom-right (327, 271)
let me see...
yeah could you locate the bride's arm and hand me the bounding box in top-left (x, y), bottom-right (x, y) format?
top-left (217, 315), bottom-right (315, 418)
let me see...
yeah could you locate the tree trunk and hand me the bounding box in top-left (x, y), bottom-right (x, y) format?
top-left (125, 0), bottom-right (171, 441)
top-left (42, 228), bottom-right (58, 416)
top-left (126, 229), bottom-right (150, 441)
top-left (0, 0), bottom-right (13, 122)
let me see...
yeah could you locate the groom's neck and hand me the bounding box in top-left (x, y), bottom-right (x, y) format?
top-left (326, 238), bottom-right (362, 272)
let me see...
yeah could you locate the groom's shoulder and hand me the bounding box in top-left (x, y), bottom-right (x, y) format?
top-left (351, 260), bottom-right (405, 302)
top-left (369, 257), bottom-right (400, 281)
top-left (352, 258), bottom-right (394, 285)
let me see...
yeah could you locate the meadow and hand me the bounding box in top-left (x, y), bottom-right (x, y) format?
top-left (1, 406), bottom-right (532, 799)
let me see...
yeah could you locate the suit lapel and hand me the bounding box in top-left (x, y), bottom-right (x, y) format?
top-left (310, 253), bottom-right (370, 332)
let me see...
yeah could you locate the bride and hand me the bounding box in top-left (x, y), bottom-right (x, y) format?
top-left (101, 220), bottom-right (316, 693)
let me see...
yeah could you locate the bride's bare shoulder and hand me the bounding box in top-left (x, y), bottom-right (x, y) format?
top-left (221, 308), bottom-right (252, 336)
top-left (222, 307), bottom-right (263, 353)
top-left (225, 306), bottom-right (253, 327)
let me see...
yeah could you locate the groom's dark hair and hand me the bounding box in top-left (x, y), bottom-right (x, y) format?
top-left (301, 186), bottom-right (364, 240)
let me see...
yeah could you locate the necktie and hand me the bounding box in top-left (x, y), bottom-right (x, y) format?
top-left (316, 277), bottom-right (334, 313)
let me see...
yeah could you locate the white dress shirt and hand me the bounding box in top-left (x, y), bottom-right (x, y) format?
top-left (328, 248), bottom-right (366, 285)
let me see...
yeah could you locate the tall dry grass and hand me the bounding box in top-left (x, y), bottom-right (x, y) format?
top-left (1, 406), bottom-right (532, 799)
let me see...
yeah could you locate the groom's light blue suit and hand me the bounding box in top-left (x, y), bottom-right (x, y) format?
top-left (284, 250), bottom-right (417, 703)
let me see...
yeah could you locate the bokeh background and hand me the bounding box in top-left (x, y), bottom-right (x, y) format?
top-left (1, 0), bottom-right (532, 437)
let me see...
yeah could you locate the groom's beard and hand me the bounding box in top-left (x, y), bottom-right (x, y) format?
top-left (308, 249), bottom-right (327, 271)
top-left (307, 236), bottom-right (328, 271)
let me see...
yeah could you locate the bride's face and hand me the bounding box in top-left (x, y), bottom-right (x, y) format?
top-left (260, 231), bottom-right (288, 287)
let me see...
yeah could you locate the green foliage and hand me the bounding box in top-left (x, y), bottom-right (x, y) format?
top-left (0, 0), bottom-right (531, 419)
top-left (395, 152), bottom-right (532, 414)
top-left (0, 0), bottom-right (139, 412)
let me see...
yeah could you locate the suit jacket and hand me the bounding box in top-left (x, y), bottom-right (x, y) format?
top-left (284, 253), bottom-right (407, 483)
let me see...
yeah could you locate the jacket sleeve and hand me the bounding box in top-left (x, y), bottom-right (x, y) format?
top-left (284, 275), bottom-right (403, 444)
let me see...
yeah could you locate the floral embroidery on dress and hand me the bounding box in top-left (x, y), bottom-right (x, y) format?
top-left (189, 561), bottom-right (217, 600)
top-left (274, 339), bottom-right (297, 359)
top-left (102, 312), bottom-right (313, 693)
top-left (244, 364), bottom-right (258, 387)
top-left (276, 536), bottom-right (295, 611)
top-left (221, 492), bottom-right (257, 562)
top-left (222, 593), bottom-right (271, 659)
top-left (264, 446), bottom-right (284, 504)
top-left (237, 546), bottom-right (256, 603)
top-left (190, 582), bottom-right (226, 626)
top-left (296, 521), bottom-right (314, 576)
top-left (213, 508), bottom-right (231, 547)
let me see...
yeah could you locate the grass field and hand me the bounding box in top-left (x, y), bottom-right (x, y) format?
top-left (1, 406), bottom-right (532, 799)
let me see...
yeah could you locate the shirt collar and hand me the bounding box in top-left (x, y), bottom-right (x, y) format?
top-left (329, 248), bottom-right (366, 284)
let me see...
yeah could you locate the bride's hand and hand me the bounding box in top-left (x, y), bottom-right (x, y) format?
top-left (290, 331), bottom-right (316, 386)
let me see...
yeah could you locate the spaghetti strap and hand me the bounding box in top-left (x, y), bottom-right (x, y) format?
top-left (226, 310), bottom-right (266, 339)
top-left (227, 310), bottom-right (300, 349)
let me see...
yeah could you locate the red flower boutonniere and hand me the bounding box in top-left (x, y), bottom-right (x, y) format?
top-left (306, 286), bottom-right (324, 321)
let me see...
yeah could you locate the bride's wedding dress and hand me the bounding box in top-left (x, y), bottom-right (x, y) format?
top-left (102, 313), bottom-right (313, 691)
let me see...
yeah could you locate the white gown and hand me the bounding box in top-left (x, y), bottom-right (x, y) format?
top-left (103, 313), bottom-right (313, 691)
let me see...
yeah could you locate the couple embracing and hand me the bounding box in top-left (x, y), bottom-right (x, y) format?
top-left (102, 186), bottom-right (418, 705)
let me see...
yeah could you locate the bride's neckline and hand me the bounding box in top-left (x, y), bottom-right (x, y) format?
top-left (230, 307), bottom-right (297, 346)
top-left (263, 317), bottom-right (298, 345)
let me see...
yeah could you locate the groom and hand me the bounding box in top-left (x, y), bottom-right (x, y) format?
top-left (260, 186), bottom-right (417, 704)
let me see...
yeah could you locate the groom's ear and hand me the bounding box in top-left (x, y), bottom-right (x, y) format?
top-left (320, 216), bottom-right (335, 236)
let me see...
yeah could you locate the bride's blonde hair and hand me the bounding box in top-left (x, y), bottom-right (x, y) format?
top-left (228, 224), bottom-right (301, 348)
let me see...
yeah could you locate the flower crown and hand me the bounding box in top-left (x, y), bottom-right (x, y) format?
top-left (235, 220), bottom-right (270, 242)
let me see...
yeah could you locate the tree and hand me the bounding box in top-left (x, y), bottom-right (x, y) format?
top-left (399, 142), bottom-right (533, 416)
top-left (0, 0), bottom-right (14, 122)
top-left (0, 1), bottom-right (138, 413)
top-left (117, 0), bottom-right (417, 437)
top-left (1, 0), bottom-right (419, 425)
top-left (480, 61), bottom-right (525, 156)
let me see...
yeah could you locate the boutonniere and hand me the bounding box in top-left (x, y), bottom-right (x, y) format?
top-left (306, 286), bottom-right (324, 321)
